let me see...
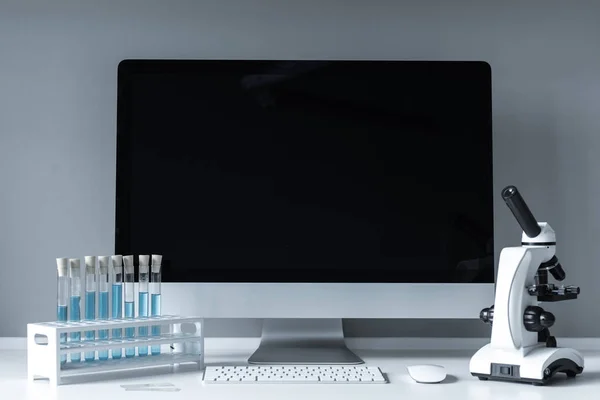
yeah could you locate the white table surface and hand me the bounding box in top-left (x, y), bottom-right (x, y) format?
top-left (2, 345), bottom-right (600, 399)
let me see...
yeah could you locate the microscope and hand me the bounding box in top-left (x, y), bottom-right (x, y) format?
top-left (469, 186), bottom-right (583, 385)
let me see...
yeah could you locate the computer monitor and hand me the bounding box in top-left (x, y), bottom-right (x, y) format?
top-left (115, 59), bottom-right (495, 364)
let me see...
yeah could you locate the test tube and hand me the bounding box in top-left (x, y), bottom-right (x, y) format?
top-left (56, 258), bottom-right (70, 366)
top-left (98, 256), bottom-right (110, 360)
top-left (150, 254), bottom-right (162, 355)
top-left (69, 258), bottom-right (82, 363)
top-left (111, 255), bottom-right (123, 359)
top-left (123, 255), bottom-right (136, 357)
top-left (84, 256), bottom-right (97, 361)
top-left (138, 255), bottom-right (150, 356)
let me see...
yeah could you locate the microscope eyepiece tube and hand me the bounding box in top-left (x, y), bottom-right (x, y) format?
top-left (502, 185), bottom-right (542, 238)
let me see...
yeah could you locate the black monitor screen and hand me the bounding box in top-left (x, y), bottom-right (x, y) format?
top-left (116, 60), bottom-right (493, 283)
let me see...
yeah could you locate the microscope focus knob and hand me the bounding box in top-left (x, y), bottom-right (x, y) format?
top-left (480, 305), bottom-right (494, 324)
top-left (524, 306), bottom-right (555, 332)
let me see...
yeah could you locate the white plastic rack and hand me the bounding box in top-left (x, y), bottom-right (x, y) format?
top-left (27, 315), bottom-right (204, 385)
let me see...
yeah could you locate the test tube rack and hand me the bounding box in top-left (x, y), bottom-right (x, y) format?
top-left (27, 315), bottom-right (204, 386)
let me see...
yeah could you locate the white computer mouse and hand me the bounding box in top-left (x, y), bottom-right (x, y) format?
top-left (406, 364), bottom-right (447, 383)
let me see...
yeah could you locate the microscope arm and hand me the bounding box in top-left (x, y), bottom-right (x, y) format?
top-left (491, 246), bottom-right (552, 352)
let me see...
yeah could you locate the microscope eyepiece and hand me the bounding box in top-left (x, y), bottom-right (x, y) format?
top-left (502, 186), bottom-right (518, 199)
top-left (502, 185), bottom-right (542, 238)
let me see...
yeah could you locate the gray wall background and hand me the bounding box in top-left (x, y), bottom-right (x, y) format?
top-left (1, 0), bottom-right (599, 338)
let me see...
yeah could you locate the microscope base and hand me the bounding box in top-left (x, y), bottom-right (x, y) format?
top-left (469, 344), bottom-right (584, 385)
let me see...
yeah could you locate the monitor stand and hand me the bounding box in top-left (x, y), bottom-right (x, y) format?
top-left (247, 318), bottom-right (363, 364)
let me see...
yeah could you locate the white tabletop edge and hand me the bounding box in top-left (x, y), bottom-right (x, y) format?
top-left (5, 336), bottom-right (600, 351)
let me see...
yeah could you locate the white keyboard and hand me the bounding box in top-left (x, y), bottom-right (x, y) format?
top-left (203, 365), bottom-right (387, 384)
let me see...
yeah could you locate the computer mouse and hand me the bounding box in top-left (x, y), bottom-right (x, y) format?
top-left (406, 364), bottom-right (447, 384)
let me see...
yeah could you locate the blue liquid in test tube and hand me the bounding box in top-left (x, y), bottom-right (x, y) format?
top-left (125, 301), bottom-right (135, 357)
top-left (98, 291), bottom-right (109, 360)
top-left (138, 292), bottom-right (149, 356)
top-left (150, 254), bottom-right (162, 355)
top-left (111, 283), bottom-right (123, 359)
top-left (97, 256), bottom-right (110, 361)
top-left (84, 291), bottom-right (96, 361)
top-left (84, 256), bottom-right (97, 362)
top-left (123, 255), bottom-right (135, 358)
top-left (57, 305), bottom-right (68, 365)
top-left (138, 255), bottom-right (150, 356)
top-left (56, 257), bottom-right (70, 366)
top-left (69, 257), bottom-right (82, 363)
top-left (111, 255), bottom-right (124, 360)
top-left (69, 295), bottom-right (81, 362)
top-left (151, 293), bottom-right (161, 355)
